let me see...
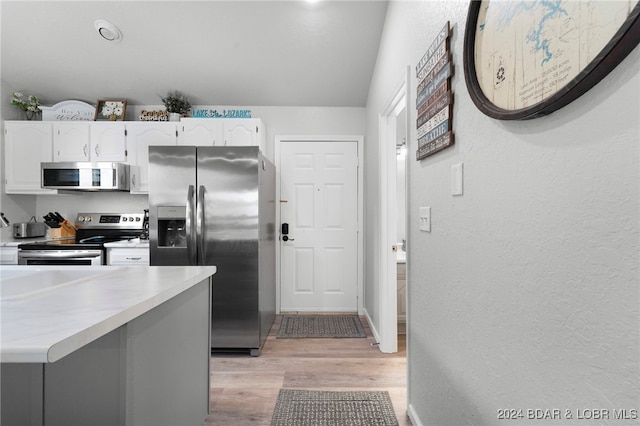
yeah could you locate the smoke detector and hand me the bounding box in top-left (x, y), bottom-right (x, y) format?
top-left (94, 19), bottom-right (122, 42)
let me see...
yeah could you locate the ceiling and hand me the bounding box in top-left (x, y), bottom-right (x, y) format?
top-left (1, 1), bottom-right (388, 108)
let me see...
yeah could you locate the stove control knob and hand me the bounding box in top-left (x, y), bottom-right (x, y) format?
top-left (129, 217), bottom-right (134, 222)
top-left (122, 217), bottom-right (128, 222)
top-left (135, 217), bottom-right (141, 221)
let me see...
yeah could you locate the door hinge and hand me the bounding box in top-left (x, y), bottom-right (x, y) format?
top-left (124, 129), bottom-right (128, 136)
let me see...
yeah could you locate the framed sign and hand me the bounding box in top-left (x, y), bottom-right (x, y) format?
top-left (94, 99), bottom-right (127, 121)
top-left (463, 1), bottom-right (640, 120)
top-left (416, 21), bottom-right (455, 160)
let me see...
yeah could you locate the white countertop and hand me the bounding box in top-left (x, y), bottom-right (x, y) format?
top-left (104, 238), bottom-right (150, 248)
top-left (0, 265), bottom-right (216, 363)
top-left (0, 237), bottom-right (62, 247)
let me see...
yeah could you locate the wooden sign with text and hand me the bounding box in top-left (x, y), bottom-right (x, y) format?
top-left (416, 22), bottom-right (455, 160)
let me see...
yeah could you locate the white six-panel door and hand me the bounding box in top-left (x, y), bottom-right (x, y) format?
top-left (279, 141), bottom-right (358, 312)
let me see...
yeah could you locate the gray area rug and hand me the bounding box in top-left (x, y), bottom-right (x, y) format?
top-left (277, 315), bottom-right (366, 339)
top-left (271, 389), bottom-right (399, 426)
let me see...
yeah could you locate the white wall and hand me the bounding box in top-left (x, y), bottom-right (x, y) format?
top-left (365, 1), bottom-right (639, 424)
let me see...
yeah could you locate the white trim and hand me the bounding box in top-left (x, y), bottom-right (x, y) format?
top-left (274, 135), bottom-right (365, 315)
top-left (363, 307), bottom-right (382, 345)
top-left (408, 403), bottom-right (425, 426)
top-left (377, 66), bottom-right (410, 354)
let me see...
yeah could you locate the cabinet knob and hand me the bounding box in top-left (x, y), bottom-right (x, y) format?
top-left (83, 144), bottom-right (88, 157)
top-left (94, 144), bottom-right (99, 156)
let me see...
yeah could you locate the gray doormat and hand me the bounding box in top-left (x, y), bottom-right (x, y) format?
top-left (277, 315), bottom-right (366, 339)
top-left (271, 389), bottom-right (399, 425)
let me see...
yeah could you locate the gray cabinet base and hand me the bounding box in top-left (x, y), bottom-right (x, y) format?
top-left (1, 278), bottom-right (211, 426)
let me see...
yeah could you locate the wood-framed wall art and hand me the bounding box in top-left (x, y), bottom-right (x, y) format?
top-left (463, 0), bottom-right (640, 120)
top-left (416, 21), bottom-right (455, 161)
top-left (94, 99), bottom-right (127, 121)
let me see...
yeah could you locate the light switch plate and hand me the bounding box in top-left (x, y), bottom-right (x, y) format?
top-left (451, 163), bottom-right (463, 196)
top-left (419, 206), bottom-right (431, 232)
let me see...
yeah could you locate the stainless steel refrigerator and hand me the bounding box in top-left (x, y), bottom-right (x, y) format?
top-left (149, 146), bottom-right (276, 356)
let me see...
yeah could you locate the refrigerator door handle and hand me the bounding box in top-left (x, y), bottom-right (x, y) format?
top-left (197, 185), bottom-right (206, 264)
top-left (186, 185), bottom-right (197, 265)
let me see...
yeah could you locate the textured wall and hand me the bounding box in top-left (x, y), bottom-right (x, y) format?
top-left (365, 1), bottom-right (639, 424)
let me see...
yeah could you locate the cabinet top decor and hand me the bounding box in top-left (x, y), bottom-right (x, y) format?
top-left (39, 100), bottom-right (95, 121)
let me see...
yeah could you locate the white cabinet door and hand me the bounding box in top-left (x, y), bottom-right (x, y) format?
top-left (53, 122), bottom-right (91, 161)
top-left (106, 248), bottom-right (150, 266)
top-left (223, 119), bottom-right (261, 147)
top-left (179, 118), bottom-right (223, 146)
top-left (89, 123), bottom-right (127, 161)
top-left (4, 121), bottom-right (56, 194)
top-left (126, 123), bottom-right (178, 194)
top-left (0, 246), bottom-right (19, 265)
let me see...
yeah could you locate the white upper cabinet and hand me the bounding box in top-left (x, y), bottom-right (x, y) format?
top-left (223, 119), bottom-right (264, 150)
top-left (179, 119), bottom-right (223, 146)
top-left (125, 122), bottom-right (178, 194)
top-left (179, 118), bottom-right (265, 154)
top-left (53, 122), bottom-right (126, 162)
top-left (53, 122), bottom-right (91, 161)
top-left (89, 123), bottom-right (127, 161)
top-left (3, 119), bottom-right (265, 195)
top-left (4, 121), bottom-right (56, 194)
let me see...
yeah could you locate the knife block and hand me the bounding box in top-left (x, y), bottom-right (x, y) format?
top-left (49, 220), bottom-right (76, 239)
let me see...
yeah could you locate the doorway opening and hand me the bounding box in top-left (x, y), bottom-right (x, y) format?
top-left (377, 66), bottom-right (410, 354)
top-left (395, 112), bottom-right (408, 336)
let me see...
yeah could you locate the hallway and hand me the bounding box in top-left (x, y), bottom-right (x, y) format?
top-left (206, 315), bottom-right (409, 425)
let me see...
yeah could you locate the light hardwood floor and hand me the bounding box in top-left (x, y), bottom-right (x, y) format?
top-left (206, 315), bottom-right (410, 425)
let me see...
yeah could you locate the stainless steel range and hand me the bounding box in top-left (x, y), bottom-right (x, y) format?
top-left (18, 213), bottom-right (144, 265)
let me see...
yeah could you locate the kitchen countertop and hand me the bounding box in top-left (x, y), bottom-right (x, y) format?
top-left (0, 236), bottom-right (68, 247)
top-left (0, 265), bottom-right (216, 363)
top-left (104, 238), bottom-right (150, 248)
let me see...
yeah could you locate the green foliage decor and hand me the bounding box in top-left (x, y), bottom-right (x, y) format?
top-left (11, 92), bottom-right (41, 112)
top-left (160, 90), bottom-right (191, 115)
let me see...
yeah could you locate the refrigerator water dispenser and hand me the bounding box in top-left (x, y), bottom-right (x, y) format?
top-left (157, 206), bottom-right (187, 247)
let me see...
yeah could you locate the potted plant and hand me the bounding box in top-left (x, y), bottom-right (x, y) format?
top-left (11, 92), bottom-right (42, 120)
top-left (160, 90), bottom-right (191, 121)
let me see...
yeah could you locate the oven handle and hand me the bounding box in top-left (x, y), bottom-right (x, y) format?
top-left (18, 250), bottom-right (103, 259)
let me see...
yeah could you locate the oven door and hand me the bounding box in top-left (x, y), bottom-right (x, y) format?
top-left (18, 249), bottom-right (104, 265)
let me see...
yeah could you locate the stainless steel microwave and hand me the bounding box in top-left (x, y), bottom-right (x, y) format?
top-left (41, 162), bottom-right (130, 191)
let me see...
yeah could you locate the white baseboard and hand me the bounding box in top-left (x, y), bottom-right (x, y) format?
top-left (362, 308), bottom-right (382, 344)
top-left (408, 403), bottom-right (424, 426)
